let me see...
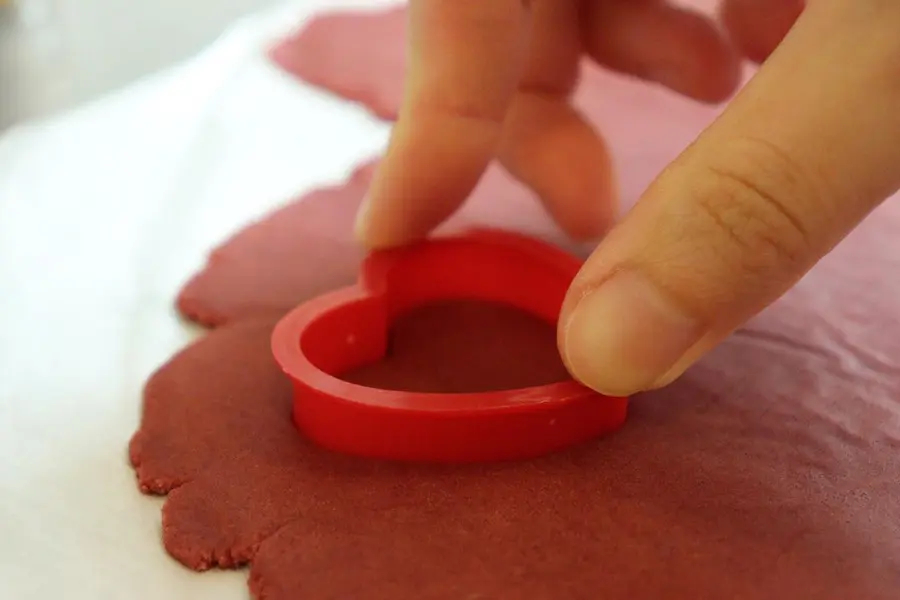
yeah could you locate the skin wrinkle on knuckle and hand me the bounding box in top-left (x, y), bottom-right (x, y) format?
top-left (689, 136), bottom-right (825, 278)
top-left (411, 66), bottom-right (576, 127)
top-left (411, 60), bottom-right (515, 125)
top-left (410, 95), bottom-right (510, 128)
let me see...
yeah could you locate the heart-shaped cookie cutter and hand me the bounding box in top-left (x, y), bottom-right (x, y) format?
top-left (272, 229), bottom-right (628, 463)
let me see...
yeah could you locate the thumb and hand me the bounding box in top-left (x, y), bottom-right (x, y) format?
top-left (559, 0), bottom-right (900, 396)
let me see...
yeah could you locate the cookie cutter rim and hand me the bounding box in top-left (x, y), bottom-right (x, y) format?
top-left (271, 229), bottom-right (628, 463)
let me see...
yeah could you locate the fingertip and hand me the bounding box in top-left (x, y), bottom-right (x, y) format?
top-left (671, 10), bottom-right (743, 103)
top-left (585, 1), bottom-right (742, 104)
top-left (500, 97), bottom-right (618, 242)
top-left (351, 175), bottom-right (436, 250)
top-left (353, 197), bottom-right (430, 250)
top-left (356, 115), bottom-right (498, 249)
top-left (719, 0), bottom-right (804, 64)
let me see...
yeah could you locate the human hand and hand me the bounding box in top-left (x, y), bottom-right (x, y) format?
top-left (356, 0), bottom-right (900, 396)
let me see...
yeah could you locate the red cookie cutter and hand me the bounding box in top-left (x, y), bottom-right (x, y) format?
top-left (272, 230), bottom-right (628, 463)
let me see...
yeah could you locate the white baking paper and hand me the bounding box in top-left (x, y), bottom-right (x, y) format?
top-left (0, 2), bottom-right (394, 598)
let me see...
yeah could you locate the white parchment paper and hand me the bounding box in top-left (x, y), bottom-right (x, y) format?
top-left (0, 2), bottom-right (394, 598)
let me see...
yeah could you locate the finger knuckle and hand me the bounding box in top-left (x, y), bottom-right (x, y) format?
top-left (691, 136), bottom-right (823, 277)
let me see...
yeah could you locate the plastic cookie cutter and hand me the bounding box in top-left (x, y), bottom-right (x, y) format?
top-left (271, 229), bottom-right (629, 463)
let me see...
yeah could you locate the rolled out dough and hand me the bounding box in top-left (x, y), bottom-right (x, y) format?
top-left (132, 301), bottom-right (900, 599)
top-left (133, 4), bottom-right (900, 599)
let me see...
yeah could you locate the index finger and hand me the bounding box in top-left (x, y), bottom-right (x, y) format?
top-left (356, 0), bottom-right (531, 248)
